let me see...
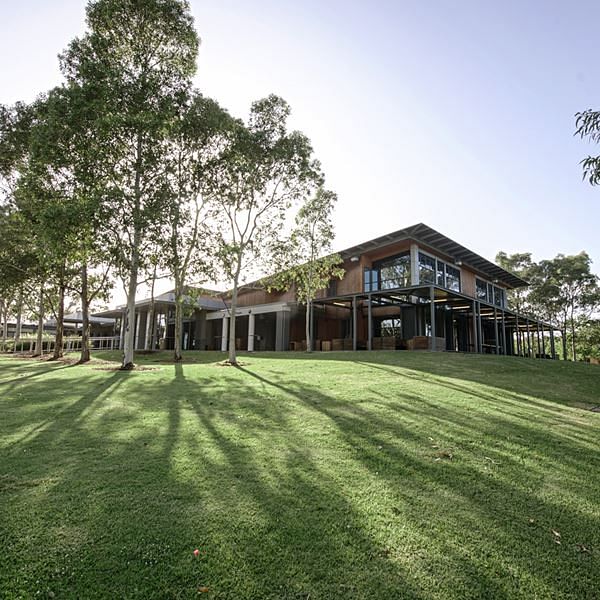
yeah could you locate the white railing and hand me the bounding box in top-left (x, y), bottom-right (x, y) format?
top-left (2, 336), bottom-right (120, 354)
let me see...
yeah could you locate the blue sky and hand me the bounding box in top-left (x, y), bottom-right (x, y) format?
top-left (1, 0), bottom-right (599, 279)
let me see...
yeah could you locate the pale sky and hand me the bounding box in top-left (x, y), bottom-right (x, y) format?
top-left (1, 0), bottom-right (599, 303)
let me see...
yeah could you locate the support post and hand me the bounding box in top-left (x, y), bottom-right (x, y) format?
top-left (410, 243), bottom-right (419, 286)
top-left (536, 322), bottom-right (541, 359)
top-left (541, 324), bottom-right (546, 358)
top-left (472, 300), bottom-right (477, 353)
top-left (477, 302), bottom-right (483, 353)
top-left (367, 295), bottom-right (373, 351)
top-left (501, 310), bottom-right (506, 355)
top-left (526, 319), bottom-right (531, 358)
top-left (134, 311), bottom-right (141, 351)
top-left (429, 286), bottom-right (436, 351)
top-left (221, 316), bottom-right (229, 352)
top-left (493, 306), bottom-right (499, 355)
top-left (247, 313), bottom-right (255, 352)
top-left (516, 315), bottom-right (521, 356)
top-left (352, 296), bottom-right (357, 351)
top-left (310, 304), bottom-right (315, 352)
top-left (550, 329), bottom-right (556, 359)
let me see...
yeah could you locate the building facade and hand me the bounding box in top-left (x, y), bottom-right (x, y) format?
top-left (96, 224), bottom-right (560, 357)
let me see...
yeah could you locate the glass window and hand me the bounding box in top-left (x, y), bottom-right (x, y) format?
top-left (494, 286), bottom-right (504, 307)
top-left (445, 265), bottom-right (461, 292)
top-left (364, 268), bottom-right (380, 292)
top-left (379, 318), bottom-right (402, 337)
top-left (476, 279), bottom-right (488, 301)
top-left (436, 261), bottom-right (446, 286)
top-left (379, 253), bottom-right (410, 289)
top-left (419, 252), bottom-right (436, 284)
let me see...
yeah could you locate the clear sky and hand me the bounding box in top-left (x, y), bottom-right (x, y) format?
top-left (2, 0), bottom-right (599, 297)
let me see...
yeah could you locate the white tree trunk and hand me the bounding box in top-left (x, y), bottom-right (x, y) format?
top-left (33, 287), bottom-right (44, 357)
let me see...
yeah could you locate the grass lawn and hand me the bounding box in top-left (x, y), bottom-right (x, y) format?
top-left (0, 350), bottom-right (599, 599)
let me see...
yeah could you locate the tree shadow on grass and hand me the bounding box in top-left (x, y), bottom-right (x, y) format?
top-left (1, 360), bottom-right (598, 599)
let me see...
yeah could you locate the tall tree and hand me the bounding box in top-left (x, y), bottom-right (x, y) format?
top-left (268, 188), bottom-right (344, 352)
top-left (60, 0), bottom-right (199, 369)
top-left (207, 95), bottom-right (321, 365)
top-left (528, 253), bottom-right (600, 361)
top-left (575, 109), bottom-right (600, 185)
top-left (495, 251), bottom-right (534, 313)
top-left (159, 92), bottom-right (231, 361)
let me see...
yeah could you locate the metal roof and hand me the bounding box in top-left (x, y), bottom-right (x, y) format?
top-left (339, 223), bottom-right (529, 289)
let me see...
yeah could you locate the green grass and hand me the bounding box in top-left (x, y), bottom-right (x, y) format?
top-left (0, 350), bottom-right (598, 599)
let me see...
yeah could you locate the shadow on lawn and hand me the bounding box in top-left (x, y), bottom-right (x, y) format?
top-left (1, 358), bottom-right (598, 598)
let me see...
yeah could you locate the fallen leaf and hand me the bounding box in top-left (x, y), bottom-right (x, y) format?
top-left (575, 543), bottom-right (591, 554)
top-left (528, 518), bottom-right (536, 525)
top-left (552, 529), bottom-right (561, 539)
top-left (198, 586), bottom-right (209, 593)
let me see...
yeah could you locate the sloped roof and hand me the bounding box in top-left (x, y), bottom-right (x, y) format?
top-left (339, 223), bottom-right (528, 289)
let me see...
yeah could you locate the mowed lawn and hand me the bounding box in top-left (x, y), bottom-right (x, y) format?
top-left (0, 351), bottom-right (599, 599)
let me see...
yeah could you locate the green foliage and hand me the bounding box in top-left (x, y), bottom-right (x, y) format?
top-left (207, 95), bottom-right (322, 363)
top-left (495, 251), bottom-right (534, 313)
top-left (575, 109), bottom-right (600, 185)
top-left (59, 0), bottom-right (201, 368)
top-left (268, 187), bottom-right (344, 350)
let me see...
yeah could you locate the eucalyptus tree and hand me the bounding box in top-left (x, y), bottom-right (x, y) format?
top-left (207, 95), bottom-right (321, 365)
top-left (0, 103), bottom-right (46, 351)
top-left (268, 188), bottom-right (344, 352)
top-left (495, 251), bottom-right (534, 314)
top-left (60, 0), bottom-right (199, 369)
top-left (159, 92), bottom-right (232, 361)
top-left (528, 253), bottom-right (600, 361)
top-left (575, 109), bottom-right (600, 185)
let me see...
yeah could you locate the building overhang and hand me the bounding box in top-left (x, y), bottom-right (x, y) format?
top-left (338, 223), bottom-right (529, 289)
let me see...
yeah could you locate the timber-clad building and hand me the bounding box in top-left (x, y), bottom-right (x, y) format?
top-left (95, 223), bottom-right (560, 357)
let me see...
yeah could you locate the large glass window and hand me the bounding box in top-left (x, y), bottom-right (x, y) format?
top-left (379, 253), bottom-right (410, 289)
top-left (476, 278), bottom-right (506, 307)
top-left (445, 265), bottom-right (461, 292)
top-left (436, 261), bottom-right (446, 286)
top-left (494, 286), bottom-right (505, 308)
top-left (364, 268), bottom-right (378, 292)
top-left (419, 252), bottom-right (436, 284)
top-left (476, 279), bottom-right (488, 301)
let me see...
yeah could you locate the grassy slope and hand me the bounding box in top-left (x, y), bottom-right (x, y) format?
top-left (0, 351), bottom-right (598, 599)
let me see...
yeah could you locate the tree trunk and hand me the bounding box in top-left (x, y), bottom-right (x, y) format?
top-left (52, 283), bottom-right (65, 360)
top-left (562, 328), bottom-right (568, 361)
top-left (1, 299), bottom-right (8, 348)
top-left (122, 131), bottom-right (143, 370)
top-left (305, 300), bottom-right (312, 353)
top-left (33, 287), bottom-right (44, 357)
top-left (174, 279), bottom-right (183, 362)
top-left (80, 263), bottom-right (91, 363)
top-left (570, 319), bottom-right (577, 362)
top-left (228, 275), bottom-right (240, 365)
top-left (122, 249), bottom-right (139, 369)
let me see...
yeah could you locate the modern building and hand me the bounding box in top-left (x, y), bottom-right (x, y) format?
top-left (95, 224), bottom-right (560, 357)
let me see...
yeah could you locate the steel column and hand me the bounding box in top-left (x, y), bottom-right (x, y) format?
top-left (526, 319), bottom-right (531, 358)
top-left (472, 300), bottom-right (478, 353)
top-left (501, 310), bottom-right (506, 355)
top-left (352, 296), bottom-right (357, 351)
top-left (493, 307), bottom-right (499, 354)
top-left (367, 295), bottom-right (373, 351)
top-left (429, 286), bottom-right (436, 351)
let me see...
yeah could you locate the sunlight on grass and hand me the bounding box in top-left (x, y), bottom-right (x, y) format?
top-left (0, 351), bottom-right (598, 599)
